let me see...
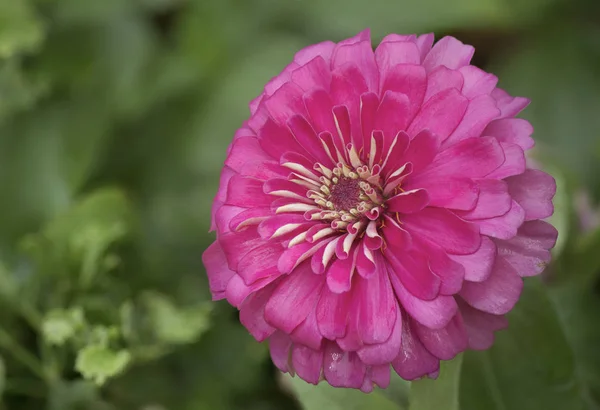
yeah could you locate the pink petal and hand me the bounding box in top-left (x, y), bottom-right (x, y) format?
top-left (326, 250), bottom-right (356, 293)
top-left (352, 259), bottom-right (397, 344)
top-left (304, 88), bottom-right (337, 134)
top-left (278, 240), bottom-right (328, 273)
top-left (443, 94), bottom-right (500, 147)
top-left (402, 208), bottom-right (481, 255)
top-left (413, 236), bottom-right (465, 295)
top-left (486, 142), bottom-right (525, 179)
top-left (357, 304), bottom-right (402, 365)
top-left (401, 129), bottom-right (440, 173)
top-left (404, 176), bottom-right (478, 211)
top-left (375, 40), bottom-right (421, 73)
top-left (421, 136), bottom-right (505, 179)
top-left (380, 132), bottom-right (410, 177)
top-left (449, 236), bottom-right (497, 282)
top-left (269, 331), bottom-right (292, 372)
top-left (458, 298), bottom-right (508, 350)
top-left (210, 167), bottom-right (236, 231)
top-left (380, 64), bottom-right (427, 121)
top-left (387, 189), bottom-right (430, 213)
top-left (390, 268), bottom-right (457, 330)
top-left (258, 117), bottom-right (308, 160)
top-left (506, 169), bottom-right (556, 221)
top-left (292, 345), bottom-right (324, 385)
top-left (264, 81), bottom-right (306, 127)
top-left (477, 200), bottom-right (525, 240)
top-left (386, 249), bottom-right (441, 301)
top-left (219, 227), bottom-right (263, 271)
top-left (457, 179), bottom-right (512, 220)
top-left (491, 88), bottom-right (530, 118)
top-left (360, 92), bottom-right (379, 150)
top-left (423, 36), bottom-right (475, 72)
top-left (374, 91), bottom-right (411, 143)
top-left (424, 65), bottom-right (464, 101)
top-left (407, 88), bottom-right (468, 141)
top-left (294, 41), bottom-right (336, 65)
top-left (288, 114), bottom-right (332, 164)
top-left (264, 261), bottom-right (324, 332)
top-left (332, 39), bottom-right (379, 92)
top-left (367, 365), bottom-right (391, 389)
top-left (414, 314), bottom-right (468, 360)
top-left (229, 208), bottom-right (272, 232)
top-left (381, 215), bottom-right (412, 250)
top-left (392, 316), bottom-right (440, 380)
top-left (483, 118), bottom-right (535, 150)
top-left (238, 242), bottom-right (282, 285)
top-left (496, 220), bottom-right (558, 277)
top-left (323, 342), bottom-right (366, 389)
top-left (291, 56), bottom-right (331, 91)
top-left (290, 304), bottom-right (323, 351)
top-left (225, 137), bottom-right (272, 173)
top-left (316, 285), bottom-right (352, 339)
top-left (356, 242), bottom-right (377, 278)
top-left (202, 242), bottom-right (235, 300)
top-left (459, 65), bottom-right (498, 99)
top-left (460, 255), bottom-right (523, 314)
top-left (416, 33), bottom-right (435, 62)
top-left (225, 175), bottom-right (272, 208)
top-left (240, 283), bottom-right (277, 341)
top-left (225, 274), bottom-right (280, 308)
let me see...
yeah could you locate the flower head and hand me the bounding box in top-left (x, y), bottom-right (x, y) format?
top-left (202, 30), bottom-right (557, 391)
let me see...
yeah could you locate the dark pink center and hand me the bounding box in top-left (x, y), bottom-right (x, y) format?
top-left (330, 177), bottom-right (361, 211)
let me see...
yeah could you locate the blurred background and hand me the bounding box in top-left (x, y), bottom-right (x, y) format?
top-left (0, 0), bottom-right (599, 409)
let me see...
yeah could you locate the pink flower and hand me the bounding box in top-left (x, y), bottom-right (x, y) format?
top-left (202, 30), bottom-right (558, 391)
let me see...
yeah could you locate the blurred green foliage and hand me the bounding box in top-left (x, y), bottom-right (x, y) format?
top-left (0, 0), bottom-right (599, 409)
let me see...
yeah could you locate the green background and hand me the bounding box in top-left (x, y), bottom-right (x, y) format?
top-left (0, 0), bottom-right (599, 409)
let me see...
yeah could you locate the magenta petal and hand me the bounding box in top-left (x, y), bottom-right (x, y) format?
top-left (240, 283), bottom-right (277, 341)
top-left (264, 82), bottom-right (306, 125)
top-left (323, 342), bottom-right (367, 389)
top-left (390, 268), bottom-right (457, 330)
top-left (332, 39), bottom-right (379, 92)
top-left (226, 175), bottom-right (272, 208)
top-left (506, 169), bottom-right (556, 221)
top-left (405, 176), bottom-right (478, 211)
top-left (368, 365), bottom-right (391, 389)
top-left (392, 316), bottom-right (439, 380)
top-left (460, 256), bottom-right (523, 315)
top-left (387, 189), bottom-right (430, 213)
top-left (386, 250), bottom-right (441, 301)
top-left (229, 208), bottom-right (272, 232)
top-left (484, 118), bottom-right (535, 150)
top-left (380, 64), bottom-right (427, 120)
top-left (486, 142), bottom-right (526, 179)
top-left (219, 227), bottom-right (262, 271)
top-left (477, 200), bottom-right (525, 240)
top-left (360, 92), bottom-right (379, 149)
top-left (357, 304), bottom-right (402, 365)
top-left (414, 314), bottom-right (468, 360)
top-left (424, 65), bottom-right (464, 101)
top-left (269, 331), bottom-right (292, 372)
top-left (492, 88), bottom-right (530, 118)
top-left (421, 136), bottom-right (505, 179)
top-left (225, 137), bottom-right (272, 173)
top-left (316, 285), bottom-right (352, 340)
top-left (382, 215), bottom-right (412, 251)
top-left (211, 167), bottom-right (236, 232)
top-left (496, 220), bottom-right (558, 277)
top-left (202, 242), bottom-right (235, 300)
top-left (356, 243), bottom-right (377, 278)
top-left (449, 236), bottom-right (497, 282)
top-left (291, 56), bottom-right (331, 91)
top-left (407, 88), bottom-right (468, 141)
top-left (375, 40), bottom-right (421, 73)
top-left (304, 88), bottom-right (337, 134)
top-left (292, 345), bottom-right (324, 384)
top-left (416, 33), bottom-right (435, 61)
top-left (414, 236), bottom-right (465, 295)
top-left (457, 179), bottom-right (512, 220)
top-left (225, 274), bottom-right (280, 308)
top-left (295, 41), bottom-right (336, 65)
top-left (401, 129), bottom-right (440, 173)
top-left (459, 65), bottom-right (498, 99)
top-left (402, 208), bottom-right (481, 255)
top-left (258, 117), bottom-right (308, 160)
top-left (238, 242), bottom-right (282, 285)
top-left (278, 240), bottom-right (328, 273)
top-left (353, 260), bottom-right (397, 344)
top-left (288, 114), bottom-right (332, 164)
top-left (458, 298), bottom-right (508, 350)
top-left (423, 36), bottom-right (474, 72)
top-left (264, 262), bottom-right (324, 332)
top-left (443, 94), bottom-right (500, 147)
top-left (375, 91), bottom-right (411, 143)
top-left (327, 251), bottom-right (356, 293)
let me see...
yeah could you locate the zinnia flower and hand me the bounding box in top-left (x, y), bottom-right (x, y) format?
top-left (202, 30), bottom-right (557, 392)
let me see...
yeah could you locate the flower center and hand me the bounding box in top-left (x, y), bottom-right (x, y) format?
top-left (329, 177), bottom-right (361, 211)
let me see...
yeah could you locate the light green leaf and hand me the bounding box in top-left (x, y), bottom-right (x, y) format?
top-left (460, 278), bottom-right (587, 410)
top-left (42, 307), bottom-right (85, 346)
top-left (409, 355), bottom-right (463, 410)
top-left (75, 344), bottom-right (131, 386)
top-left (142, 292), bottom-right (212, 345)
top-left (0, 0), bottom-right (44, 58)
top-left (288, 374), bottom-right (404, 410)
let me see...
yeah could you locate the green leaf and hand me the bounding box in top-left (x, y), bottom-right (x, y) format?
top-left (0, 355), bottom-right (5, 398)
top-left (75, 344), bottom-right (131, 386)
top-left (409, 355), bottom-right (463, 410)
top-left (42, 308), bottom-right (85, 346)
top-left (142, 292), bottom-right (212, 345)
top-left (0, 59), bottom-right (48, 121)
top-left (460, 278), bottom-right (587, 410)
top-left (0, 0), bottom-right (44, 58)
top-left (288, 374), bottom-right (404, 410)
